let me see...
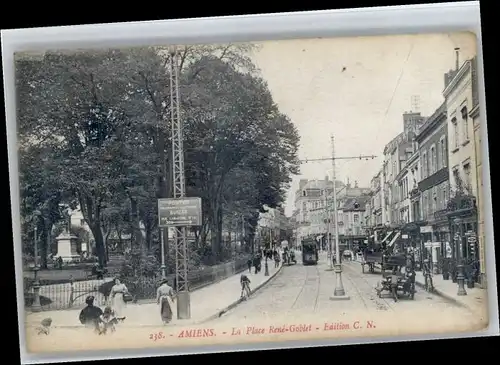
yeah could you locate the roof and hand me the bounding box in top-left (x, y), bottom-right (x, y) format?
top-left (342, 195), bottom-right (370, 211)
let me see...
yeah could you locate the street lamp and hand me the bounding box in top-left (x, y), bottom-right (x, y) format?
top-left (453, 217), bottom-right (467, 296)
top-left (329, 135), bottom-right (350, 301)
top-left (31, 210), bottom-right (42, 312)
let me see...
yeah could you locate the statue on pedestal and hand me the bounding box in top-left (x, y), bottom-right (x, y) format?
top-left (55, 204), bottom-right (79, 263)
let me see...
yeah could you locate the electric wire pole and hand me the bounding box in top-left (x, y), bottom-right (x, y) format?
top-left (169, 46), bottom-right (190, 319)
top-left (298, 137), bottom-right (377, 301)
top-left (329, 135), bottom-right (349, 300)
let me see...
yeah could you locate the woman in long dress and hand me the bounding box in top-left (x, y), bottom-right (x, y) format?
top-left (109, 278), bottom-right (128, 319)
top-left (156, 279), bottom-right (175, 324)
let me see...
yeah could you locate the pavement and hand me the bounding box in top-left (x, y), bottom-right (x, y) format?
top-left (25, 259), bottom-right (283, 328)
top-left (351, 256), bottom-right (486, 311)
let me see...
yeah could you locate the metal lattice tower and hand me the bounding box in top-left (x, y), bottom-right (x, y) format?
top-left (169, 46), bottom-right (190, 318)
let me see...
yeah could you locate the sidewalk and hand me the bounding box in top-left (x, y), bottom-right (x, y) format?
top-left (351, 258), bottom-right (486, 311)
top-left (25, 261), bottom-right (283, 328)
top-left (413, 271), bottom-right (486, 311)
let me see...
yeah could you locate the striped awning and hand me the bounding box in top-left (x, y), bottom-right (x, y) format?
top-left (387, 231), bottom-right (402, 247)
top-left (380, 231), bottom-right (393, 243)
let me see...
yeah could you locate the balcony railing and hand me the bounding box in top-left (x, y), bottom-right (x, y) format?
top-left (434, 209), bottom-right (448, 222)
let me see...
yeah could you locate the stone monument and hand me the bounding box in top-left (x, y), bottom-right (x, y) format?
top-left (55, 231), bottom-right (80, 262)
top-left (55, 205), bottom-right (80, 263)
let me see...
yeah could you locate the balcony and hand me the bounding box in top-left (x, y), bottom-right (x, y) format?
top-left (433, 209), bottom-right (448, 223)
top-left (418, 167), bottom-right (448, 192)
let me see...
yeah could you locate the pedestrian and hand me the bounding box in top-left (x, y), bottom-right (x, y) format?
top-left (109, 277), bottom-right (129, 320)
top-left (79, 296), bottom-right (103, 333)
top-left (156, 279), bottom-right (175, 325)
top-left (97, 306), bottom-right (120, 335)
top-left (253, 255), bottom-right (259, 274)
top-left (274, 252), bottom-right (280, 268)
top-left (247, 257), bottom-right (253, 273)
top-left (240, 274), bottom-right (251, 299)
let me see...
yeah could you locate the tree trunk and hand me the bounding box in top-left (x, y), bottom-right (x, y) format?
top-left (145, 222), bottom-right (152, 251)
top-left (89, 223), bottom-right (106, 267)
top-left (210, 202), bottom-right (220, 257)
top-left (216, 207), bottom-right (223, 261)
top-left (40, 223), bottom-right (49, 269)
top-left (129, 197), bottom-right (145, 250)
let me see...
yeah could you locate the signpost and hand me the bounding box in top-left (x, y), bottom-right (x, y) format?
top-left (157, 197), bottom-right (202, 320)
top-left (158, 197), bottom-right (202, 227)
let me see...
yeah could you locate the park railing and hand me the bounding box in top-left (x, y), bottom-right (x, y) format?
top-left (23, 256), bottom-right (250, 312)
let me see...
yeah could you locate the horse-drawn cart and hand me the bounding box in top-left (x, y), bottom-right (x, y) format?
top-left (361, 250), bottom-right (383, 273)
top-left (375, 254), bottom-right (416, 302)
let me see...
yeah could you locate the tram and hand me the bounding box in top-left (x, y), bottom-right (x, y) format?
top-left (301, 238), bottom-right (319, 265)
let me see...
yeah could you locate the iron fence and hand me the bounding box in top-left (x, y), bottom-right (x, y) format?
top-left (23, 256), bottom-right (250, 311)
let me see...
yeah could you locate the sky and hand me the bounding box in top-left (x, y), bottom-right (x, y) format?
top-left (248, 32), bottom-right (477, 217)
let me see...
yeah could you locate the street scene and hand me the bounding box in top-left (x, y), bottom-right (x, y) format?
top-left (13, 32), bottom-right (490, 353)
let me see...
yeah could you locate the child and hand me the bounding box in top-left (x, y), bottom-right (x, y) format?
top-left (97, 306), bottom-right (120, 335)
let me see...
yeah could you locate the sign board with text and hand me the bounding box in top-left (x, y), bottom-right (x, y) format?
top-left (158, 197), bottom-right (202, 227)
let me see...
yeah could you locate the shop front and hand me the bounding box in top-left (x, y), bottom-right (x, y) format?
top-left (446, 194), bottom-right (479, 288)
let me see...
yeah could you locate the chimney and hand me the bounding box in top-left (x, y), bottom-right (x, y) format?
top-left (454, 47), bottom-right (460, 71)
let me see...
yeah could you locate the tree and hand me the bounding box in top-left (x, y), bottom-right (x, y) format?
top-left (183, 56), bottom-right (300, 257)
top-left (16, 44), bottom-right (300, 269)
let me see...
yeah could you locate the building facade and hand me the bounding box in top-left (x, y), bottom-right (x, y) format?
top-left (381, 112), bottom-right (425, 227)
top-left (470, 56), bottom-right (486, 288)
top-left (414, 102), bottom-right (450, 272)
top-left (443, 56), bottom-right (480, 285)
top-left (292, 177), bottom-right (344, 245)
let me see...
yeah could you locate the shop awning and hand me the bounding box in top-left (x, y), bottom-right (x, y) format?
top-left (387, 231), bottom-right (402, 247)
top-left (380, 231), bottom-right (393, 243)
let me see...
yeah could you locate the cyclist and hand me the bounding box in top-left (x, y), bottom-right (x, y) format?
top-left (240, 274), bottom-right (251, 299)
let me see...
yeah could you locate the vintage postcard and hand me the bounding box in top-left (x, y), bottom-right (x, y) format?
top-left (7, 27), bottom-right (496, 357)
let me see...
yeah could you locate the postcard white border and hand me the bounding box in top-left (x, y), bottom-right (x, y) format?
top-left (2, 2), bottom-right (497, 364)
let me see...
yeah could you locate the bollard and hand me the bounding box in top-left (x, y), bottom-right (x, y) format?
top-left (456, 265), bottom-right (467, 296)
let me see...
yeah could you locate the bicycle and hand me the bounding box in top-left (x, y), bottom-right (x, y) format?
top-left (240, 281), bottom-right (251, 300)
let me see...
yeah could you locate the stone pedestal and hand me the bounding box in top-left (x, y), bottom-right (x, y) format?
top-left (55, 232), bottom-right (80, 262)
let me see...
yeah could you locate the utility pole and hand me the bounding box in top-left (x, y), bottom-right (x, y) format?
top-left (298, 140), bottom-right (376, 301)
top-left (330, 135), bottom-right (349, 300)
top-left (169, 46), bottom-right (190, 319)
top-left (324, 188), bottom-right (333, 270)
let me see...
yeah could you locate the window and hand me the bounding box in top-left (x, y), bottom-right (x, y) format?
top-left (452, 117), bottom-right (459, 149)
top-left (437, 142), bottom-right (442, 170)
top-left (439, 137), bottom-right (447, 168)
top-left (422, 151), bottom-right (427, 178)
top-left (302, 190), bottom-right (306, 197)
top-left (354, 214), bottom-right (359, 223)
top-left (463, 163), bottom-right (471, 189)
top-left (430, 145), bottom-right (437, 175)
top-left (461, 107), bottom-right (469, 141)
